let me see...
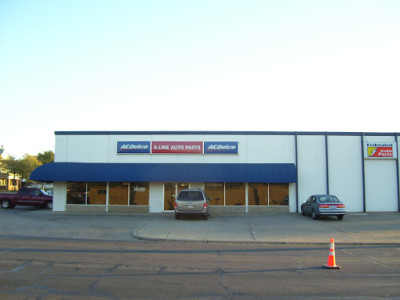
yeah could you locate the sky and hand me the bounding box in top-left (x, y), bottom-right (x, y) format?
top-left (1, 0), bottom-right (399, 159)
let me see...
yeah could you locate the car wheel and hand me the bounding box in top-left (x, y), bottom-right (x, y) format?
top-left (1, 199), bottom-right (11, 209)
top-left (337, 215), bottom-right (344, 220)
top-left (203, 213), bottom-right (208, 220)
top-left (312, 209), bottom-right (318, 220)
top-left (46, 201), bottom-right (53, 209)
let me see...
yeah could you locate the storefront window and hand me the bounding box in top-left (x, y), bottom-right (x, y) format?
top-left (164, 182), bottom-right (189, 210)
top-left (65, 181), bottom-right (288, 208)
top-left (164, 183), bottom-right (175, 210)
top-left (269, 184), bottom-right (289, 205)
top-left (248, 183), bottom-right (268, 205)
top-left (130, 182), bottom-right (149, 205)
top-left (204, 182), bottom-right (224, 205)
top-left (225, 183), bottom-right (245, 205)
top-left (67, 182), bottom-right (87, 204)
top-left (109, 182), bottom-right (129, 205)
top-left (87, 182), bottom-right (106, 205)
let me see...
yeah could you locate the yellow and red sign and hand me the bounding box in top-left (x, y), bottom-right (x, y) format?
top-left (365, 143), bottom-right (397, 159)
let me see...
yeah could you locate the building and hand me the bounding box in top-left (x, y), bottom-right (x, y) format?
top-left (0, 146), bottom-right (21, 191)
top-left (30, 131), bottom-right (400, 213)
top-left (0, 173), bottom-right (21, 191)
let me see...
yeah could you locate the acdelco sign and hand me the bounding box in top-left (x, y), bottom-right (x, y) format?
top-left (117, 141), bottom-right (151, 154)
top-left (204, 142), bottom-right (238, 154)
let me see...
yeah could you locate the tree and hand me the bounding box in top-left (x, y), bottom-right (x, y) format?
top-left (0, 151), bottom-right (54, 189)
top-left (19, 154), bottom-right (41, 179)
top-left (37, 151), bottom-right (54, 164)
top-left (1, 155), bottom-right (20, 175)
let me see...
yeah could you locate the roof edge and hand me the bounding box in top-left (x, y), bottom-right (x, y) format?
top-left (54, 131), bottom-right (400, 136)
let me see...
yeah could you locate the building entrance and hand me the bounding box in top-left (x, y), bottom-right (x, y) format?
top-left (164, 182), bottom-right (189, 211)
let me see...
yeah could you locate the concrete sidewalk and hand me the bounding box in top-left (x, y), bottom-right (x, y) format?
top-left (132, 212), bottom-right (400, 244)
top-left (0, 208), bottom-right (399, 244)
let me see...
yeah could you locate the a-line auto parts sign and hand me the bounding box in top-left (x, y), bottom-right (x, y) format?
top-left (152, 141), bottom-right (203, 154)
top-left (117, 141), bottom-right (238, 154)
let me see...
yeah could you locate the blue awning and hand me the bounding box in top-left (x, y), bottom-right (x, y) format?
top-left (30, 163), bottom-right (297, 183)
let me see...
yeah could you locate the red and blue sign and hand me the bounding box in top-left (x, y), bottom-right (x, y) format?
top-left (152, 141), bottom-right (203, 154)
top-left (117, 141), bottom-right (238, 154)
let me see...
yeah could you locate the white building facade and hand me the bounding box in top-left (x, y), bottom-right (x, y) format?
top-left (31, 131), bottom-right (400, 213)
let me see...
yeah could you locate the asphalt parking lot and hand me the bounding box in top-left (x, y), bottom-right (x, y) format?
top-left (0, 207), bottom-right (399, 244)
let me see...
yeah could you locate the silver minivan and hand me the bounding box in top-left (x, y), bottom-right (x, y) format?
top-left (174, 189), bottom-right (211, 220)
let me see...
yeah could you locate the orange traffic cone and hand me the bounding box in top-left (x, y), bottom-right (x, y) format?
top-left (323, 238), bottom-right (342, 269)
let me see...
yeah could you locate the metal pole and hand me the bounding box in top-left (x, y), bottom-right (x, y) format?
top-left (106, 182), bottom-right (109, 213)
top-left (395, 133), bottom-right (400, 212)
top-left (361, 133), bottom-right (366, 212)
top-left (295, 133), bottom-right (299, 213)
top-left (325, 132), bottom-right (329, 194)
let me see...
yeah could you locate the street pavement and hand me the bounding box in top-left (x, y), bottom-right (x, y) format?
top-left (0, 208), bottom-right (399, 244)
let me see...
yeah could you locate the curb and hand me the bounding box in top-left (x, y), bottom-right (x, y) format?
top-left (131, 231), bottom-right (400, 246)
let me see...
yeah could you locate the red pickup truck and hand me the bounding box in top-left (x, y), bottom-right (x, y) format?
top-left (0, 188), bottom-right (53, 209)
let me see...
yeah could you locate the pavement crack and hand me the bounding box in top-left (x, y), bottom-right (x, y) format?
top-left (218, 267), bottom-right (237, 299)
top-left (248, 224), bottom-right (257, 241)
top-left (369, 256), bottom-right (399, 271)
top-left (89, 263), bottom-right (122, 298)
top-left (2, 260), bottom-right (32, 274)
top-left (297, 261), bottom-right (304, 273)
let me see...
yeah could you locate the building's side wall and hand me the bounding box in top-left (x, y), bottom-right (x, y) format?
top-left (149, 182), bottom-right (164, 213)
top-left (296, 135), bottom-right (327, 210)
top-left (364, 135), bottom-right (398, 212)
top-left (328, 136), bottom-right (364, 212)
top-left (246, 135), bottom-right (295, 163)
top-left (289, 183), bottom-right (297, 213)
top-left (55, 134), bottom-right (296, 164)
top-left (53, 181), bottom-right (66, 212)
top-left (365, 160), bottom-right (398, 211)
top-left (398, 134), bottom-right (400, 211)
top-left (55, 135), bottom-right (110, 163)
top-left (54, 135), bottom-right (67, 162)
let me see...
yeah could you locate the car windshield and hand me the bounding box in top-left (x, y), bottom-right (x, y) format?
top-left (318, 196), bottom-right (340, 203)
top-left (177, 191), bottom-right (204, 201)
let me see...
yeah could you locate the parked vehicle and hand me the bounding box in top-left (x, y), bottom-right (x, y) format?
top-left (301, 194), bottom-right (345, 220)
top-left (174, 189), bottom-right (211, 220)
top-left (0, 188), bottom-right (53, 209)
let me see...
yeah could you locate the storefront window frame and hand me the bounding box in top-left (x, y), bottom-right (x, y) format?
top-left (66, 181), bottom-right (150, 207)
top-left (130, 182), bottom-right (150, 206)
top-left (66, 182), bottom-right (87, 205)
top-left (109, 182), bottom-right (129, 206)
top-left (204, 182), bottom-right (225, 206)
top-left (247, 182), bottom-right (289, 206)
top-left (87, 182), bottom-right (107, 205)
top-left (65, 181), bottom-right (289, 209)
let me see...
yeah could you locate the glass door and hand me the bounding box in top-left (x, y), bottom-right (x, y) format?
top-left (164, 182), bottom-right (189, 211)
